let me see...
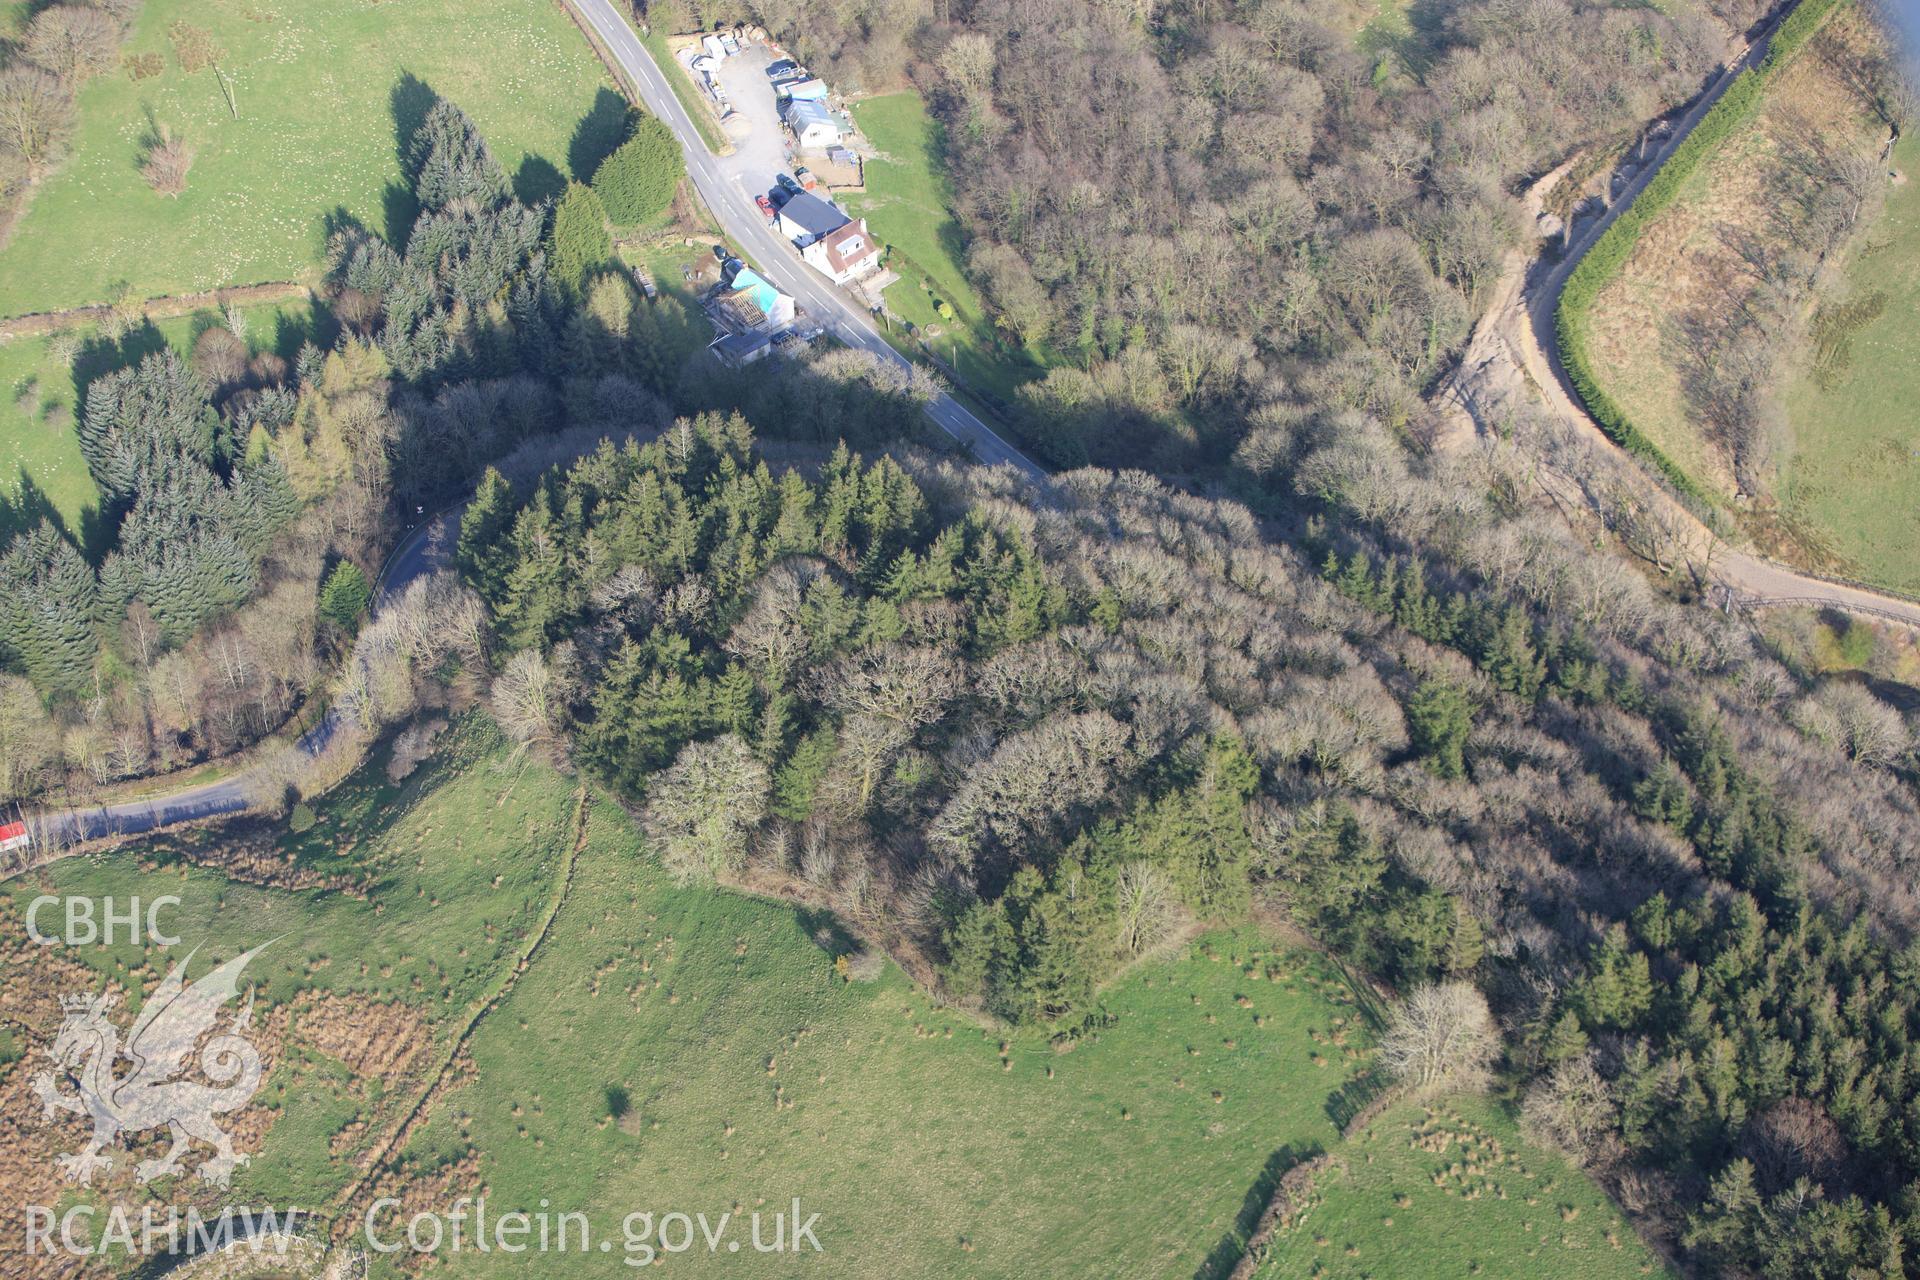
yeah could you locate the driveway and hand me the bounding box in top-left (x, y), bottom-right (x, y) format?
top-left (710, 44), bottom-right (788, 199)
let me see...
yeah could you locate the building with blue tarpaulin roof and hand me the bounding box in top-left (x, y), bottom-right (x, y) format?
top-left (718, 261), bottom-right (796, 327)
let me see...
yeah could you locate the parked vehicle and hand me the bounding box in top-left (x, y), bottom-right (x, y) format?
top-left (755, 193), bottom-right (776, 220)
top-left (775, 172), bottom-right (802, 194)
top-left (767, 59), bottom-right (797, 78)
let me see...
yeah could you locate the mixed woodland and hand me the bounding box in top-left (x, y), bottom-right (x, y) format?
top-left (4, 0), bottom-right (1920, 1274)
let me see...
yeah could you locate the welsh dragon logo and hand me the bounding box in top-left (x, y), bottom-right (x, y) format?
top-left (32, 942), bottom-right (271, 1187)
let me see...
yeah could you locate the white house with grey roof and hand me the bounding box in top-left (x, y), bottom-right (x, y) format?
top-left (776, 192), bottom-right (849, 245)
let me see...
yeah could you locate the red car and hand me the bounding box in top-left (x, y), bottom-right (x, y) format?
top-left (755, 194), bottom-right (776, 220)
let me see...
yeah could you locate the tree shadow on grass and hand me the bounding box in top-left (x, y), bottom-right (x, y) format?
top-left (792, 905), bottom-right (857, 959)
top-left (386, 72), bottom-right (439, 245)
top-left (318, 204), bottom-right (368, 278)
top-left (1192, 1141), bottom-right (1323, 1280)
top-left (271, 297), bottom-right (339, 359)
top-left (391, 72), bottom-right (438, 173)
top-left (1325, 1065), bottom-right (1393, 1131)
top-left (72, 318), bottom-right (168, 409)
top-left (1398, 0), bottom-right (1452, 77)
top-left (1, 469), bottom-right (112, 562)
top-left (0, 471), bottom-right (74, 549)
top-left (515, 155), bottom-right (566, 207)
top-left (569, 87), bottom-right (636, 184)
top-left (76, 501), bottom-right (113, 561)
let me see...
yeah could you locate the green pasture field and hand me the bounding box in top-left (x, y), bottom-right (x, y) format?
top-left (0, 0), bottom-right (615, 318)
top-left (3, 717), bottom-right (1655, 1277)
top-left (1, 719), bottom-right (572, 1211)
top-left (1249, 1096), bottom-right (1671, 1279)
top-left (1780, 133), bottom-right (1920, 595)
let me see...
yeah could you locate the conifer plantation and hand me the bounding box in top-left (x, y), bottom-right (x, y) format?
top-left (4, 8), bottom-right (1920, 1273)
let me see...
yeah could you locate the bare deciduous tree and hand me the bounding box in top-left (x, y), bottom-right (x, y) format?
top-left (816, 643), bottom-right (962, 731)
top-left (929, 710), bottom-right (1132, 872)
top-left (25, 5), bottom-right (122, 84)
top-left (335, 572), bottom-right (484, 734)
top-left (139, 121), bottom-right (194, 197)
top-left (1807, 682), bottom-right (1910, 768)
top-left (0, 676), bottom-right (61, 802)
top-left (191, 323), bottom-right (245, 384)
top-left (1381, 981), bottom-right (1500, 1094)
top-left (937, 32), bottom-right (995, 103)
top-left (1742, 1096), bottom-right (1849, 1194)
top-left (724, 559), bottom-right (825, 687)
top-left (642, 735), bottom-right (770, 885)
top-left (1114, 860), bottom-right (1181, 956)
top-left (1521, 1054), bottom-right (1617, 1166)
top-left (491, 643), bottom-right (574, 748)
top-left (0, 65), bottom-right (74, 181)
top-left (821, 713), bottom-right (911, 816)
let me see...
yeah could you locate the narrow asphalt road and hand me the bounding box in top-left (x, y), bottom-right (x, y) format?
top-left (1471, 3), bottom-right (1920, 630)
top-left (26, 1), bottom-right (1899, 861)
top-left (24, 511), bottom-right (461, 853)
top-left (1526, 20), bottom-right (1782, 360)
top-left (16, 10), bottom-right (1039, 859)
top-left (566, 0), bottom-right (1046, 481)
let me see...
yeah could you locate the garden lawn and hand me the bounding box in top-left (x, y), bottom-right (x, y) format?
top-left (843, 91), bottom-right (1045, 406)
top-left (0, 296), bottom-right (327, 552)
top-left (1248, 1096), bottom-right (1672, 1280)
top-left (0, 0), bottom-right (614, 317)
top-left (1780, 133), bottom-right (1920, 596)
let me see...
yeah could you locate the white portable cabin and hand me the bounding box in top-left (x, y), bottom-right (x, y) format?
top-left (783, 98), bottom-right (840, 150)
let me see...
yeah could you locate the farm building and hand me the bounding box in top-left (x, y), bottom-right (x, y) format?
top-left (780, 77), bottom-right (829, 102)
top-left (801, 219), bottom-right (881, 284)
top-left (783, 97), bottom-right (841, 149)
top-left (776, 192), bottom-right (849, 245)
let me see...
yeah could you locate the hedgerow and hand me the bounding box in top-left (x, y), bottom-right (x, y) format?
top-left (1553, 0), bottom-right (1849, 505)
